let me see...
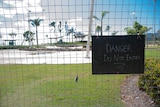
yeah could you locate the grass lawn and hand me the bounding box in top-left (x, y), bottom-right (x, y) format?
top-left (0, 64), bottom-right (126, 107)
top-left (145, 47), bottom-right (160, 58)
top-left (0, 47), bottom-right (159, 107)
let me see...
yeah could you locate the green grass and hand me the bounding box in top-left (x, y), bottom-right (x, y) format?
top-left (53, 41), bottom-right (87, 47)
top-left (145, 48), bottom-right (160, 58)
top-left (1, 47), bottom-right (159, 107)
top-left (0, 64), bottom-right (126, 107)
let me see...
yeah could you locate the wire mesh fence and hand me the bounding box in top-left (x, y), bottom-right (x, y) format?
top-left (0, 0), bottom-right (160, 107)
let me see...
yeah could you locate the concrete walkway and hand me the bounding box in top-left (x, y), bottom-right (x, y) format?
top-left (0, 49), bottom-right (92, 64)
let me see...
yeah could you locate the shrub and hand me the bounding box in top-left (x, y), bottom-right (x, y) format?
top-left (138, 59), bottom-right (160, 105)
top-left (0, 45), bottom-right (30, 50)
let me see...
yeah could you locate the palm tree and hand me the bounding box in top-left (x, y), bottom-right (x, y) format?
top-left (49, 21), bottom-right (56, 44)
top-left (58, 21), bottom-right (62, 37)
top-left (95, 25), bottom-right (101, 36)
top-left (29, 18), bottom-right (43, 48)
top-left (22, 30), bottom-right (35, 47)
top-left (9, 33), bottom-right (17, 38)
top-left (64, 21), bottom-right (70, 42)
top-left (92, 11), bottom-right (109, 36)
top-left (64, 21), bottom-right (68, 35)
top-left (105, 25), bottom-right (110, 35)
top-left (49, 21), bottom-right (56, 33)
top-left (9, 33), bottom-right (17, 45)
top-left (57, 21), bottom-right (63, 43)
top-left (67, 27), bottom-right (75, 43)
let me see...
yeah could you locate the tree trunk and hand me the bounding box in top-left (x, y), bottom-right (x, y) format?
top-left (101, 19), bottom-right (103, 36)
top-left (71, 34), bottom-right (73, 43)
top-left (29, 39), bottom-right (31, 48)
top-left (21, 40), bottom-right (25, 46)
top-left (36, 26), bottom-right (38, 48)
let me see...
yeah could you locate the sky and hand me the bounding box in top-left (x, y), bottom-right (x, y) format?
top-left (0, 0), bottom-right (160, 45)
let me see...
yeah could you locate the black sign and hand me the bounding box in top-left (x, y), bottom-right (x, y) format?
top-left (92, 35), bottom-right (145, 74)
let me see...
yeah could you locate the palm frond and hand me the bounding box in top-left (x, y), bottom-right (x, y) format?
top-left (29, 18), bottom-right (43, 27)
top-left (49, 21), bottom-right (56, 27)
top-left (28, 19), bottom-right (34, 22)
top-left (38, 18), bottom-right (44, 22)
top-left (105, 25), bottom-right (110, 31)
top-left (102, 11), bottom-right (109, 19)
top-left (92, 16), bottom-right (100, 20)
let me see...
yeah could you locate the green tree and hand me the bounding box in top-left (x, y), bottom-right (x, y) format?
top-left (95, 25), bottom-right (101, 36)
top-left (22, 30), bottom-right (35, 47)
top-left (92, 11), bottom-right (109, 36)
top-left (124, 21), bottom-right (151, 35)
top-left (29, 18), bottom-right (43, 48)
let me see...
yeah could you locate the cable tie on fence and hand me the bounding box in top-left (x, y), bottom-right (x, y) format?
top-left (137, 32), bottom-right (141, 40)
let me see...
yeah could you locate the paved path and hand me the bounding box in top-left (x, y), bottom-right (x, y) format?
top-left (0, 49), bottom-right (92, 64)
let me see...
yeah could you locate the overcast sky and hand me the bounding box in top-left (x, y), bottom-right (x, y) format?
top-left (0, 0), bottom-right (160, 44)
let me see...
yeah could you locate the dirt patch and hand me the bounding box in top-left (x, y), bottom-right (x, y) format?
top-left (121, 75), bottom-right (157, 107)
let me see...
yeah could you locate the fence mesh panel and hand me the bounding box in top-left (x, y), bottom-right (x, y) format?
top-left (0, 0), bottom-right (160, 107)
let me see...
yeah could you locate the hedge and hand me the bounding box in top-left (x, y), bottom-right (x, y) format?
top-left (138, 58), bottom-right (160, 105)
top-left (0, 45), bottom-right (30, 50)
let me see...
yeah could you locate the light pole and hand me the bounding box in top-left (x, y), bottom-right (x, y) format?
top-left (153, 0), bottom-right (156, 46)
top-left (65, 21), bottom-right (69, 42)
top-left (28, 10), bottom-right (31, 47)
top-left (28, 10), bottom-right (31, 31)
top-left (41, 9), bottom-right (45, 44)
top-left (86, 0), bottom-right (94, 58)
top-left (131, 12), bottom-right (137, 23)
